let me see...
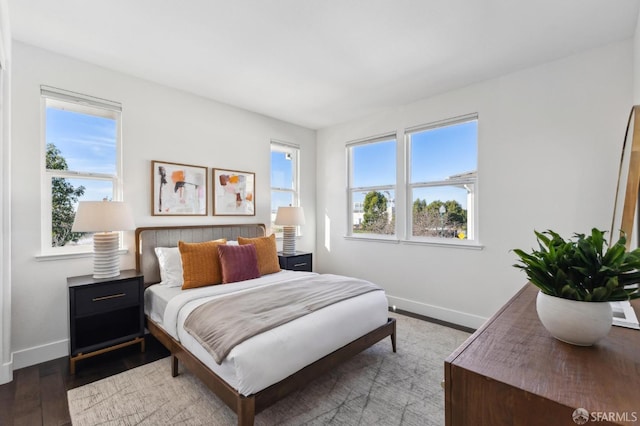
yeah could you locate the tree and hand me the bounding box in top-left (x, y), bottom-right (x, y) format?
top-left (362, 191), bottom-right (392, 234)
top-left (413, 198), bottom-right (427, 215)
top-left (412, 198), bottom-right (467, 238)
top-left (412, 198), bottom-right (440, 236)
top-left (442, 199), bottom-right (466, 230)
top-left (47, 143), bottom-right (86, 246)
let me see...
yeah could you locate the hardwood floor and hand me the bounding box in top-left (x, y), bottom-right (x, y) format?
top-left (0, 310), bottom-right (473, 426)
top-left (0, 334), bottom-right (169, 426)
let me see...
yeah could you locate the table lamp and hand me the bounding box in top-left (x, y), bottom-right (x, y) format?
top-left (72, 200), bottom-right (135, 279)
top-left (274, 206), bottom-right (305, 255)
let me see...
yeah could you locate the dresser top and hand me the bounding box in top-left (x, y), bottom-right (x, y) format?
top-left (447, 284), bottom-right (640, 414)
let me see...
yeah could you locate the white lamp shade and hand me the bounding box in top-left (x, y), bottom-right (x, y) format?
top-left (274, 206), bottom-right (305, 226)
top-left (72, 201), bottom-right (135, 233)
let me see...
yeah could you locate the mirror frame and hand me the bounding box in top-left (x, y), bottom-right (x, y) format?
top-left (611, 105), bottom-right (640, 249)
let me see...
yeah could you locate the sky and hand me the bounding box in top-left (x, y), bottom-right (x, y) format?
top-left (46, 106), bottom-right (117, 202)
top-left (47, 104), bottom-right (477, 215)
top-left (351, 120), bottom-right (477, 209)
top-left (271, 150), bottom-right (294, 215)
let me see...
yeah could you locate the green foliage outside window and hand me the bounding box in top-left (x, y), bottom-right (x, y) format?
top-left (361, 191), bottom-right (394, 234)
top-left (413, 198), bottom-right (467, 238)
top-left (47, 143), bottom-right (86, 247)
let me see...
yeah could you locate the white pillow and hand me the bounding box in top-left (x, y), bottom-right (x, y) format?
top-left (227, 240), bottom-right (239, 246)
top-left (154, 247), bottom-right (183, 287)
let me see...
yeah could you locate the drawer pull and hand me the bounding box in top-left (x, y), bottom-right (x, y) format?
top-left (294, 263), bottom-right (307, 267)
top-left (92, 293), bottom-right (126, 302)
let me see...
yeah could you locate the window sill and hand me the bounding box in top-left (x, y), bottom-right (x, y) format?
top-left (35, 248), bottom-right (130, 262)
top-left (344, 235), bottom-right (484, 250)
top-left (344, 235), bottom-right (400, 244)
top-left (400, 239), bottom-right (484, 250)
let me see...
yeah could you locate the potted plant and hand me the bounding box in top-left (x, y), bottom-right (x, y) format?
top-left (513, 228), bottom-right (640, 345)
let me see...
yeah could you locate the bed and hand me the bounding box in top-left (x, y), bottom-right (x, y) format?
top-left (135, 224), bottom-right (396, 426)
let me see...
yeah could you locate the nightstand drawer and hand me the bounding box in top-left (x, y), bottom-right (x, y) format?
top-left (288, 256), bottom-right (311, 271)
top-left (74, 279), bottom-right (140, 316)
top-left (278, 252), bottom-right (312, 272)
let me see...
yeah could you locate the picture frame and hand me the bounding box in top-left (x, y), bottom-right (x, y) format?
top-left (151, 160), bottom-right (208, 216)
top-left (213, 168), bottom-right (255, 216)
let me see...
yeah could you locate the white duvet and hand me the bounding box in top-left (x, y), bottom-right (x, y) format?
top-left (145, 270), bottom-right (389, 396)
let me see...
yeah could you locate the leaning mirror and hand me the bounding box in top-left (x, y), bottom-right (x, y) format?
top-left (611, 105), bottom-right (640, 249)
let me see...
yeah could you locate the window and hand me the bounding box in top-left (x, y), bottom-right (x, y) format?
top-left (407, 115), bottom-right (477, 241)
top-left (270, 141), bottom-right (299, 234)
top-left (347, 135), bottom-right (397, 237)
top-left (41, 86), bottom-right (122, 254)
top-left (345, 115), bottom-right (478, 245)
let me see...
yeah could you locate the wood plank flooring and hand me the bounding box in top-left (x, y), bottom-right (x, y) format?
top-left (0, 309), bottom-right (472, 426)
top-left (0, 335), bottom-right (169, 426)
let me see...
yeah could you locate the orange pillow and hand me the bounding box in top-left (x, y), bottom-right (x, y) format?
top-left (238, 234), bottom-right (281, 275)
top-left (178, 239), bottom-right (226, 289)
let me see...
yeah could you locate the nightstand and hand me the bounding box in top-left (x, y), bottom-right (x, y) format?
top-left (278, 251), bottom-right (312, 272)
top-left (67, 269), bottom-right (145, 374)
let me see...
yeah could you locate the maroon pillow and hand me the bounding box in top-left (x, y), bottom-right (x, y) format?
top-left (217, 244), bottom-right (261, 283)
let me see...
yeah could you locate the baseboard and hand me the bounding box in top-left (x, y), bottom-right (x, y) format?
top-left (0, 359), bottom-right (12, 384)
top-left (7, 301), bottom-right (483, 370)
top-left (12, 338), bottom-right (68, 370)
top-left (386, 295), bottom-right (487, 330)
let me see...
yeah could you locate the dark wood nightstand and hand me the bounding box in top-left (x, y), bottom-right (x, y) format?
top-left (67, 269), bottom-right (145, 374)
top-left (278, 251), bottom-right (312, 272)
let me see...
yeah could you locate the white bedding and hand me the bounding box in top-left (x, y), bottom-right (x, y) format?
top-left (144, 270), bottom-right (389, 396)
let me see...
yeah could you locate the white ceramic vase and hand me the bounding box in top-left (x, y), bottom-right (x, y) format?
top-left (536, 291), bottom-right (612, 346)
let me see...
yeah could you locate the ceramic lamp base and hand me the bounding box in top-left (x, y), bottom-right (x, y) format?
top-left (92, 232), bottom-right (121, 279)
top-left (281, 226), bottom-right (296, 255)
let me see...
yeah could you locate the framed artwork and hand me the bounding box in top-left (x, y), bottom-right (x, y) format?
top-left (152, 160), bottom-right (208, 216)
top-left (213, 168), bottom-right (255, 216)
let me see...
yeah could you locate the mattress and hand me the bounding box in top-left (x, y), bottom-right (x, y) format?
top-left (144, 270), bottom-right (389, 395)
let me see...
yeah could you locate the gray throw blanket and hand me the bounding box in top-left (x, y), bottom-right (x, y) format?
top-left (183, 274), bottom-right (382, 364)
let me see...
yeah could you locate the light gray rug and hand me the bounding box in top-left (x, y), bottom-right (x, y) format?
top-left (67, 314), bottom-right (470, 425)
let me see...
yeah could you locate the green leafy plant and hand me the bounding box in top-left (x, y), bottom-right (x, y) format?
top-left (513, 228), bottom-right (640, 302)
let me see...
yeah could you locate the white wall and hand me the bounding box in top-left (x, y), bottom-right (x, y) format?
top-left (316, 40), bottom-right (633, 328)
top-left (5, 30), bottom-right (640, 374)
top-left (0, 0), bottom-right (12, 384)
top-left (10, 41), bottom-right (316, 369)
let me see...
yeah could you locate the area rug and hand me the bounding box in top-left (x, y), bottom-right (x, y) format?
top-left (67, 313), bottom-right (470, 426)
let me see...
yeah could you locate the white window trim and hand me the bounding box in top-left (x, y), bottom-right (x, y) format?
top-left (39, 86), bottom-right (123, 257)
top-left (270, 140), bottom-right (300, 236)
top-left (346, 133), bottom-right (397, 239)
top-left (344, 114), bottom-right (481, 249)
top-left (406, 177), bottom-right (477, 243)
top-left (270, 140), bottom-right (300, 205)
top-left (403, 114), bottom-right (479, 247)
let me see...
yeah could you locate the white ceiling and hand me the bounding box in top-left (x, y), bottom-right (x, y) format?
top-left (8, 0), bottom-right (640, 129)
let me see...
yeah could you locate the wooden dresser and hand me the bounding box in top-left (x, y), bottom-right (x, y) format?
top-left (444, 284), bottom-right (640, 426)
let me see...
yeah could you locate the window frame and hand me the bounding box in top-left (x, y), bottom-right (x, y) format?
top-left (405, 114), bottom-right (478, 246)
top-left (344, 114), bottom-right (480, 248)
top-left (40, 86), bottom-right (123, 256)
top-left (270, 140), bottom-right (300, 235)
top-left (346, 133), bottom-right (398, 240)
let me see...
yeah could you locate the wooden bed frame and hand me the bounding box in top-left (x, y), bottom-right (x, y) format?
top-left (135, 224), bottom-right (397, 426)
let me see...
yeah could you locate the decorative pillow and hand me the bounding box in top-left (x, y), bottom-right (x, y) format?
top-left (178, 239), bottom-right (226, 289)
top-left (154, 247), bottom-right (183, 287)
top-left (238, 234), bottom-right (281, 275)
top-left (217, 244), bottom-right (260, 283)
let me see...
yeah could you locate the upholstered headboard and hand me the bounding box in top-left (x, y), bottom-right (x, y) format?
top-left (135, 224), bottom-right (266, 286)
